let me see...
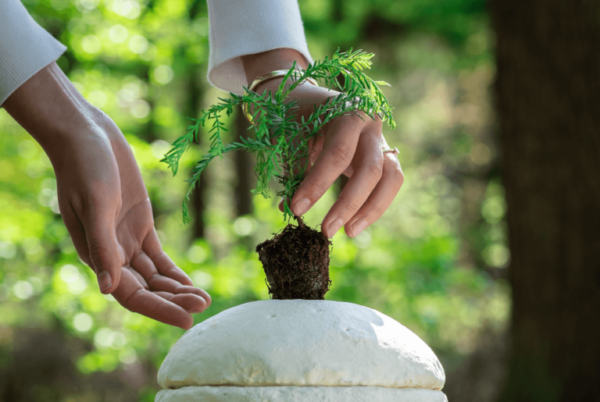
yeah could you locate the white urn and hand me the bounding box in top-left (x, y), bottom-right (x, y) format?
top-left (156, 300), bottom-right (447, 402)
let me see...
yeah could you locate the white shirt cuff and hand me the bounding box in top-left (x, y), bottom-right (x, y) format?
top-left (0, 0), bottom-right (67, 106)
top-left (206, 0), bottom-right (314, 95)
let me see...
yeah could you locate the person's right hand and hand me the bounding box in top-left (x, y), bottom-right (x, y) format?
top-left (274, 79), bottom-right (404, 239)
top-left (4, 62), bottom-right (210, 330)
top-left (242, 49), bottom-right (404, 239)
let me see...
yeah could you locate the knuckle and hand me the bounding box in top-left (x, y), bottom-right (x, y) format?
top-left (372, 205), bottom-right (384, 218)
top-left (149, 249), bottom-right (166, 262)
top-left (311, 178), bottom-right (330, 197)
top-left (368, 116), bottom-right (383, 130)
top-left (365, 161), bottom-right (383, 180)
top-left (148, 273), bottom-right (162, 284)
top-left (328, 143), bottom-right (353, 169)
top-left (338, 196), bottom-right (362, 213)
top-left (88, 242), bottom-right (109, 264)
top-left (122, 289), bottom-right (145, 312)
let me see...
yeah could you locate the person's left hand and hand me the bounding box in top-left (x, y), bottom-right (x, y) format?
top-left (4, 62), bottom-right (210, 330)
top-left (52, 110), bottom-right (212, 330)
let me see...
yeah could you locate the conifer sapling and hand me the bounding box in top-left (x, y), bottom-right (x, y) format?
top-left (161, 48), bottom-right (395, 299)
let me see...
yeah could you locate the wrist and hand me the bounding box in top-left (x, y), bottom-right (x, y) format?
top-left (3, 62), bottom-right (103, 160)
top-left (241, 48), bottom-right (308, 85)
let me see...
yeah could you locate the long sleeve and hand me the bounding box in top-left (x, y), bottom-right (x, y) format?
top-left (206, 0), bottom-right (314, 95)
top-left (0, 0), bottom-right (67, 106)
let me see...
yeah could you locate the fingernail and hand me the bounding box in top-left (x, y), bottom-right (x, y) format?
top-left (98, 271), bottom-right (112, 293)
top-left (327, 219), bottom-right (344, 238)
top-left (293, 198), bottom-right (311, 216)
top-left (351, 220), bottom-right (368, 237)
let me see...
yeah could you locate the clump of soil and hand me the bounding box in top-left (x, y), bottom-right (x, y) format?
top-left (256, 218), bottom-right (332, 299)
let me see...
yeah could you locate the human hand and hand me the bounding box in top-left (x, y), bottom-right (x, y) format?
top-left (4, 62), bottom-right (210, 330)
top-left (242, 49), bottom-right (404, 239)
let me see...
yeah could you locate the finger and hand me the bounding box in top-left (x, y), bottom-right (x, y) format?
top-left (321, 129), bottom-right (383, 238)
top-left (345, 153), bottom-right (404, 237)
top-left (304, 119), bottom-right (359, 177)
top-left (142, 230), bottom-right (194, 286)
top-left (155, 292), bottom-right (207, 314)
top-left (112, 268), bottom-right (193, 329)
top-left (130, 252), bottom-right (208, 313)
top-left (145, 273), bottom-right (210, 310)
top-left (131, 248), bottom-right (212, 308)
top-left (304, 134), bottom-right (324, 175)
top-left (124, 265), bottom-right (149, 289)
top-left (59, 199), bottom-right (92, 266)
top-left (79, 203), bottom-right (124, 294)
top-left (291, 116), bottom-right (362, 217)
top-left (129, 250), bottom-right (157, 279)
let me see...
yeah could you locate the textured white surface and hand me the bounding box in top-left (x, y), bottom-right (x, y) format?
top-left (158, 300), bottom-right (445, 390)
top-left (156, 386), bottom-right (448, 402)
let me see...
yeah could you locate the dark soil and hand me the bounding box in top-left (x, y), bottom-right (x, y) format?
top-left (256, 218), bottom-right (332, 299)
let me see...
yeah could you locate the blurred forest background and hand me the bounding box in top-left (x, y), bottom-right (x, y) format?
top-left (0, 0), bottom-right (563, 400)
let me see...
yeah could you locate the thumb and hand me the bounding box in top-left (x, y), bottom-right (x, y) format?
top-left (85, 221), bottom-right (124, 294)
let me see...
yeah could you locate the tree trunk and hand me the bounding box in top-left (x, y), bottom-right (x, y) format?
top-left (186, 0), bottom-right (208, 240)
top-left (233, 108), bottom-right (254, 216)
top-left (491, 1), bottom-right (600, 401)
top-left (187, 67), bottom-right (208, 239)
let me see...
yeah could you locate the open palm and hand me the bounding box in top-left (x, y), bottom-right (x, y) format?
top-left (54, 111), bottom-right (210, 330)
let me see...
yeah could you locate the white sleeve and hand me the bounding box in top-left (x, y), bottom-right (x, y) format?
top-left (0, 0), bottom-right (67, 106)
top-left (206, 0), bottom-right (314, 95)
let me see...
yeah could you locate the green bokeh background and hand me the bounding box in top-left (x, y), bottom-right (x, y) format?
top-left (0, 0), bottom-right (509, 400)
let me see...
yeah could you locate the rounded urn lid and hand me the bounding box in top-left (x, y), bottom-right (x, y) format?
top-left (158, 300), bottom-right (445, 391)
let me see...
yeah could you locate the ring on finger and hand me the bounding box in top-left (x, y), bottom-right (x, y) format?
top-left (382, 146), bottom-right (400, 156)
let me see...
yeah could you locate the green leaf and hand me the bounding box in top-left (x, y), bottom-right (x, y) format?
top-left (163, 49), bottom-right (396, 224)
top-left (374, 80), bottom-right (391, 87)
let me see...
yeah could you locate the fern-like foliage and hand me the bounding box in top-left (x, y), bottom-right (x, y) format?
top-left (161, 48), bottom-right (396, 224)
